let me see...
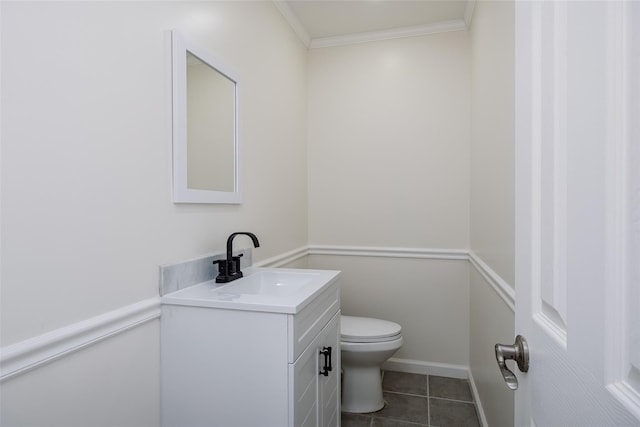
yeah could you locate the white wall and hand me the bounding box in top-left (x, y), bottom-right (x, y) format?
top-left (469, 268), bottom-right (514, 427)
top-left (1, 1), bottom-right (519, 424)
top-left (469, 0), bottom-right (516, 425)
top-left (469, 0), bottom-right (515, 286)
top-left (310, 254), bottom-right (470, 368)
top-left (307, 32), bottom-right (471, 369)
top-left (1, 2), bottom-right (307, 425)
top-left (308, 31), bottom-right (470, 249)
top-left (0, 321), bottom-right (160, 427)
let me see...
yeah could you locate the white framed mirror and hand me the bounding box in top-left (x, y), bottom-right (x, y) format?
top-left (171, 30), bottom-right (242, 204)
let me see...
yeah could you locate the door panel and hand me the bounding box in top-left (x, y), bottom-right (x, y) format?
top-left (606, 0), bottom-right (640, 412)
top-left (537, 0), bottom-right (568, 335)
top-left (514, 0), bottom-right (640, 425)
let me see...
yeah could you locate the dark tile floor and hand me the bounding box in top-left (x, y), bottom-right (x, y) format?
top-left (341, 371), bottom-right (481, 427)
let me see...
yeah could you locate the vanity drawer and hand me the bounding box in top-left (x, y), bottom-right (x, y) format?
top-left (288, 280), bottom-right (340, 362)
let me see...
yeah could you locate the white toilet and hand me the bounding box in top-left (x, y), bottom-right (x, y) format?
top-left (340, 315), bottom-right (403, 413)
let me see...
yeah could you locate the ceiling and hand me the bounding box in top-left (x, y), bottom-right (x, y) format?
top-left (275, 0), bottom-right (474, 48)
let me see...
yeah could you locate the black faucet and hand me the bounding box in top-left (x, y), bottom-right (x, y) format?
top-left (213, 232), bottom-right (260, 283)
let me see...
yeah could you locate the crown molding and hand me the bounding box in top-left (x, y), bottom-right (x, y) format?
top-left (464, 0), bottom-right (477, 30)
top-left (272, 0), bottom-right (311, 48)
top-left (273, 0), bottom-right (471, 49)
top-left (309, 19), bottom-right (467, 49)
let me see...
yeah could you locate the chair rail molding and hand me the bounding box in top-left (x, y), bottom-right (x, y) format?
top-left (468, 251), bottom-right (515, 312)
top-left (254, 245), bottom-right (309, 268)
top-left (308, 245), bottom-right (468, 260)
top-left (1, 245), bottom-right (514, 382)
top-left (0, 297), bottom-right (161, 382)
top-left (309, 245), bottom-right (514, 312)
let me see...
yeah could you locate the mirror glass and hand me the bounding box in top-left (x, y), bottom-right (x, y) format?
top-left (172, 31), bottom-right (242, 203)
top-left (186, 52), bottom-right (235, 192)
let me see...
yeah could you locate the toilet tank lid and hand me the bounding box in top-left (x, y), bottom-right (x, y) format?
top-left (340, 315), bottom-right (402, 341)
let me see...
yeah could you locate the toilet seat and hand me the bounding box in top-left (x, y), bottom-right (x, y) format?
top-left (340, 315), bottom-right (404, 413)
top-left (340, 315), bottom-right (402, 343)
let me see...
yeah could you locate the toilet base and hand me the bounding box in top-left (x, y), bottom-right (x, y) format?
top-left (341, 366), bottom-right (385, 413)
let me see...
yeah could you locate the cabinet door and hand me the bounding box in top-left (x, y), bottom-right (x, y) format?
top-left (318, 312), bottom-right (340, 427)
top-left (290, 334), bottom-right (319, 427)
top-left (290, 311), bottom-right (341, 427)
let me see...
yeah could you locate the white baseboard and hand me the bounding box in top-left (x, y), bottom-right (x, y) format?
top-left (382, 357), bottom-right (469, 379)
top-left (383, 357), bottom-right (488, 427)
top-left (468, 369), bottom-right (489, 427)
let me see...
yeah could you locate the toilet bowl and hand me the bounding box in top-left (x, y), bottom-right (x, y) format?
top-left (340, 315), bottom-right (403, 413)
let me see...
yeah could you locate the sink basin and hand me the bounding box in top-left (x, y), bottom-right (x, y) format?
top-left (213, 270), bottom-right (317, 297)
top-left (161, 267), bottom-right (341, 314)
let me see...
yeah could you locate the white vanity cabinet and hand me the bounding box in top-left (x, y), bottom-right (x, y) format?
top-left (161, 268), bottom-right (341, 427)
top-left (290, 311), bottom-right (340, 427)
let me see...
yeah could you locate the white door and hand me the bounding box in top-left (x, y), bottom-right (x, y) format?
top-left (512, 0), bottom-right (640, 425)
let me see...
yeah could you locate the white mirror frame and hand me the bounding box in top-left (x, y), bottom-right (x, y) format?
top-left (171, 30), bottom-right (242, 204)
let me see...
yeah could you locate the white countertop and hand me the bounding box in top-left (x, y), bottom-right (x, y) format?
top-left (161, 267), bottom-right (341, 314)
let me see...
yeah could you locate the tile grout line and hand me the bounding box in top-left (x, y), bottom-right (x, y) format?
top-left (383, 388), bottom-right (474, 404)
top-left (427, 374), bottom-right (431, 427)
top-left (383, 390), bottom-right (429, 398)
top-left (344, 371), bottom-right (477, 427)
top-left (429, 396), bottom-right (476, 404)
top-left (376, 368), bottom-right (383, 427)
top-left (427, 385), bottom-right (433, 427)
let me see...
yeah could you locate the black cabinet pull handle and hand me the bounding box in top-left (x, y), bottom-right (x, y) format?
top-left (319, 346), bottom-right (332, 376)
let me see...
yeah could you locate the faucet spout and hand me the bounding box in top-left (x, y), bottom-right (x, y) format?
top-left (214, 232), bottom-right (260, 283)
top-left (226, 232), bottom-right (260, 262)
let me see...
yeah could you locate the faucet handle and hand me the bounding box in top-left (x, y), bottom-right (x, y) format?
top-left (231, 254), bottom-right (243, 274)
top-left (213, 258), bottom-right (229, 275)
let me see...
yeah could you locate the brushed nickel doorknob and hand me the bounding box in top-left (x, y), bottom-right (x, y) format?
top-left (495, 335), bottom-right (529, 390)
